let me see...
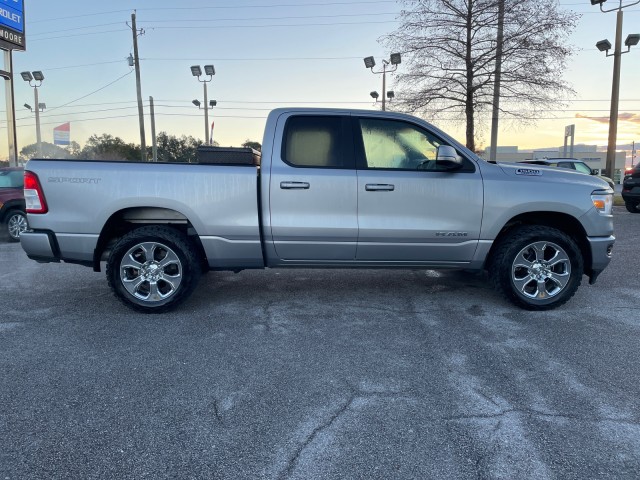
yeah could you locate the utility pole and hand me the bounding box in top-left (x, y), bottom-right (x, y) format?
top-left (592, 0), bottom-right (640, 180)
top-left (130, 11), bottom-right (146, 161)
top-left (489, 0), bottom-right (505, 163)
top-left (605, 9), bottom-right (623, 181)
top-left (149, 96), bottom-right (157, 162)
top-left (2, 51), bottom-right (18, 167)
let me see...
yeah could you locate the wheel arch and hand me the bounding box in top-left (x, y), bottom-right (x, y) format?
top-left (93, 207), bottom-right (207, 272)
top-left (0, 199), bottom-right (26, 222)
top-left (486, 211), bottom-right (591, 274)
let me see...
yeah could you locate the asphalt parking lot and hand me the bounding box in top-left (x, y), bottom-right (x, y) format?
top-left (1, 207), bottom-right (639, 479)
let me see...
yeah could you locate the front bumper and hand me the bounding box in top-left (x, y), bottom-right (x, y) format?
top-left (586, 235), bottom-right (615, 284)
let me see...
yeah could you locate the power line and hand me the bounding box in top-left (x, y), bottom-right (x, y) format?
top-left (31, 12), bottom-right (397, 37)
top-left (30, 22), bottom-right (125, 37)
top-left (143, 20), bottom-right (396, 30)
top-left (31, 29), bottom-right (129, 42)
top-left (46, 70), bottom-right (135, 114)
top-left (44, 60), bottom-right (126, 71)
top-left (28, 1), bottom-right (397, 24)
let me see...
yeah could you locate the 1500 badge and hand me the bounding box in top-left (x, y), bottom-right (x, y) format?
top-left (515, 168), bottom-right (542, 176)
top-left (436, 232), bottom-right (468, 237)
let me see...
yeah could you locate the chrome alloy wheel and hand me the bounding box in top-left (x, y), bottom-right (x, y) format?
top-left (119, 241), bottom-right (183, 302)
top-left (8, 212), bottom-right (28, 240)
top-left (511, 241), bottom-right (571, 300)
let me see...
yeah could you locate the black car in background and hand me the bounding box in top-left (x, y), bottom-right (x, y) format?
top-left (0, 167), bottom-right (27, 241)
top-left (622, 163), bottom-right (640, 213)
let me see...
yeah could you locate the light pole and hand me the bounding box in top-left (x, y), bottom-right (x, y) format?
top-left (191, 99), bottom-right (217, 145)
top-left (191, 65), bottom-right (215, 144)
top-left (591, 0), bottom-right (640, 182)
top-left (363, 53), bottom-right (401, 111)
top-left (21, 71), bottom-right (45, 157)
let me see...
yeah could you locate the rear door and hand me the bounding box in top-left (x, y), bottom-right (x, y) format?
top-left (354, 117), bottom-right (483, 263)
top-left (268, 114), bottom-right (358, 260)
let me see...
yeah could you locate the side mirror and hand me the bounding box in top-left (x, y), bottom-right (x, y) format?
top-left (436, 145), bottom-right (463, 170)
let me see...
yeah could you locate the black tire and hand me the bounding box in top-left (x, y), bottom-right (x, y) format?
top-left (106, 226), bottom-right (201, 313)
top-left (489, 225), bottom-right (583, 311)
top-left (6, 210), bottom-right (28, 242)
top-left (625, 201), bottom-right (640, 214)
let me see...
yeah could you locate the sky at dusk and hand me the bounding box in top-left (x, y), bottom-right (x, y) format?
top-left (1, 0), bottom-right (639, 158)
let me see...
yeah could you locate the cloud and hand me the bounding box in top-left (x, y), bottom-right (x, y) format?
top-left (576, 112), bottom-right (640, 124)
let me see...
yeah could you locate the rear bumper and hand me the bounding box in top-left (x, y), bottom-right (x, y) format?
top-left (586, 235), bottom-right (615, 283)
top-left (20, 230), bottom-right (60, 263)
top-left (621, 190), bottom-right (640, 202)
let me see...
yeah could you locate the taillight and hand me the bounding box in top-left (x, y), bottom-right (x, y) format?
top-left (24, 171), bottom-right (48, 214)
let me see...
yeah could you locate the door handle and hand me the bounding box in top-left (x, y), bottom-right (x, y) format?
top-left (280, 181), bottom-right (310, 190)
top-left (365, 183), bottom-right (395, 191)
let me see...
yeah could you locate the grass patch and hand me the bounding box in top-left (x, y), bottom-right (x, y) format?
top-left (614, 194), bottom-right (625, 206)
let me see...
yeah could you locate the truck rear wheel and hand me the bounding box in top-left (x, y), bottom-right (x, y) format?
top-left (6, 210), bottom-right (28, 242)
top-left (106, 226), bottom-right (201, 313)
top-left (489, 225), bottom-right (583, 310)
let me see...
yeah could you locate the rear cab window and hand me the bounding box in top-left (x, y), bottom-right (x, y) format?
top-left (281, 116), bottom-right (352, 169)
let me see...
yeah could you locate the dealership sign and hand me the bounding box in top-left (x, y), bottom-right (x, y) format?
top-left (0, 0), bottom-right (25, 50)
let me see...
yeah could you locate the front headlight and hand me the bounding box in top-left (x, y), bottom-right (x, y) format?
top-left (591, 191), bottom-right (613, 215)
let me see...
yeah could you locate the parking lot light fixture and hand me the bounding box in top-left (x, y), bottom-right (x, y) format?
top-left (625, 33), bottom-right (640, 47)
top-left (591, 0), bottom-right (607, 4)
top-left (596, 39), bottom-right (612, 52)
top-left (24, 103), bottom-right (31, 110)
top-left (370, 91), bottom-right (379, 99)
top-left (192, 99), bottom-right (201, 107)
top-left (190, 64), bottom-right (216, 144)
top-left (209, 100), bottom-right (217, 108)
top-left (387, 91), bottom-right (395, 99)
top-left (363, 53), bottom-right (401, 111)
top-left (21, 70), bottom-right (45, 157)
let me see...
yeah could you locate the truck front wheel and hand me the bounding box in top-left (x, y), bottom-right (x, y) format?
top-left (106, 226), bottom-right (201, 313)
top-left (489, 226), bottom-right (583, 310)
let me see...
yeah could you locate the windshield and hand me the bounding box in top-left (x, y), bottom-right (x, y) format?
top-left (0, 170), bottom-right (23, 188)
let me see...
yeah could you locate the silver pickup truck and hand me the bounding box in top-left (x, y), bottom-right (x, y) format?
top-left (20, 108), bottom-right (614, 313)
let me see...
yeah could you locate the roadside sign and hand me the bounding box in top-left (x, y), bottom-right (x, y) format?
top-left (0, 0), bottom-right (25, 50)
top-left (53, 123), bottom-right (71, 146)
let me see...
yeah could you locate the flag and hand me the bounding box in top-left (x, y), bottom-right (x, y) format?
top-left (53, 122), bottom-right (70, 146)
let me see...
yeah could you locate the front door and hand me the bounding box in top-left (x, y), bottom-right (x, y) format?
top-left (354, 117), bottom-right (483, 263)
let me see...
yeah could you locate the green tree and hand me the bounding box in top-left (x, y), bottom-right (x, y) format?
top-left (19, 141), bottom-right (82, 163)
top-left (156, 132), bottom-right (202, 163)
top-left (80, 134), bottom-right (140, 161)
top-left (241, 139), bottom-right (262, 152)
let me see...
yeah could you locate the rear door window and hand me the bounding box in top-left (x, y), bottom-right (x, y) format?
top-left (282, 116), bottom-right (352, 169)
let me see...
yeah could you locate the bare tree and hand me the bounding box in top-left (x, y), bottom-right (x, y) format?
top-left (385, 0), bottom-right (579, 151)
